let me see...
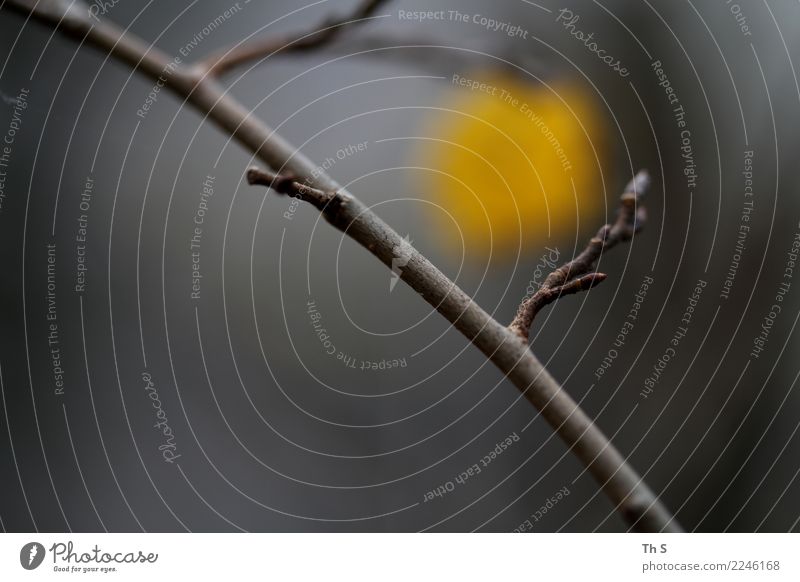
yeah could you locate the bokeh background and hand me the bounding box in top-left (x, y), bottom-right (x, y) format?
top-left (1, 0), bottom-right (800, 532)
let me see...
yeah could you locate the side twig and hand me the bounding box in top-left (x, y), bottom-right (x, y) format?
top-left (509, 171), bottom-right (649, 340)
top-left (6, 0), bottom-right (681, 532)
top-left (199, 0), bottom-right (391, 77)
top-left (246, 167), bottom-right (335, 210)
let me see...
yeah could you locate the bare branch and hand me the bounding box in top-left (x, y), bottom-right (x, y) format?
top-left (6, 0), bottom-right (681, 532)
top-left (509, 171), bottom-right (650, 340)
top-left (200, 0), bottom-right (391, 77)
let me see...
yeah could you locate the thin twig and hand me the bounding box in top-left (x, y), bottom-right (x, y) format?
top-left (5, 0), bottom-right (681, 532)
top-left (509, 171), bottom-right (649, 340)
top-left (200, 0), bottom-right (391, 76)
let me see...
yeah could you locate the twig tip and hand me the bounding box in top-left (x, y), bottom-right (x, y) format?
top-left (246, 166), bottom-right (264, 185)
top-left (586, 272), bottom-right (607, 287)
top-left (625, 169), bottom-right (651, 199)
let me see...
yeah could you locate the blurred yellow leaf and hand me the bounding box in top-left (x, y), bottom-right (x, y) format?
top-left (420, 73), bottom-right (608, 261)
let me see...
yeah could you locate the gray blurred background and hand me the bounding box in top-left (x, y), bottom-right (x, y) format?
top-left (1, 0), bottom-right (799, 532)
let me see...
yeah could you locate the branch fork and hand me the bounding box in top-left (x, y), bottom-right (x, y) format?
top-left (509, 170), bottom-right (650, 340)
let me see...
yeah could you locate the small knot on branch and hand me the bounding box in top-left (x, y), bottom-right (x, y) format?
top-left (246, 166), bottom-right (298, 195)
top-left (246, 165), bottom-right (337, 212)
